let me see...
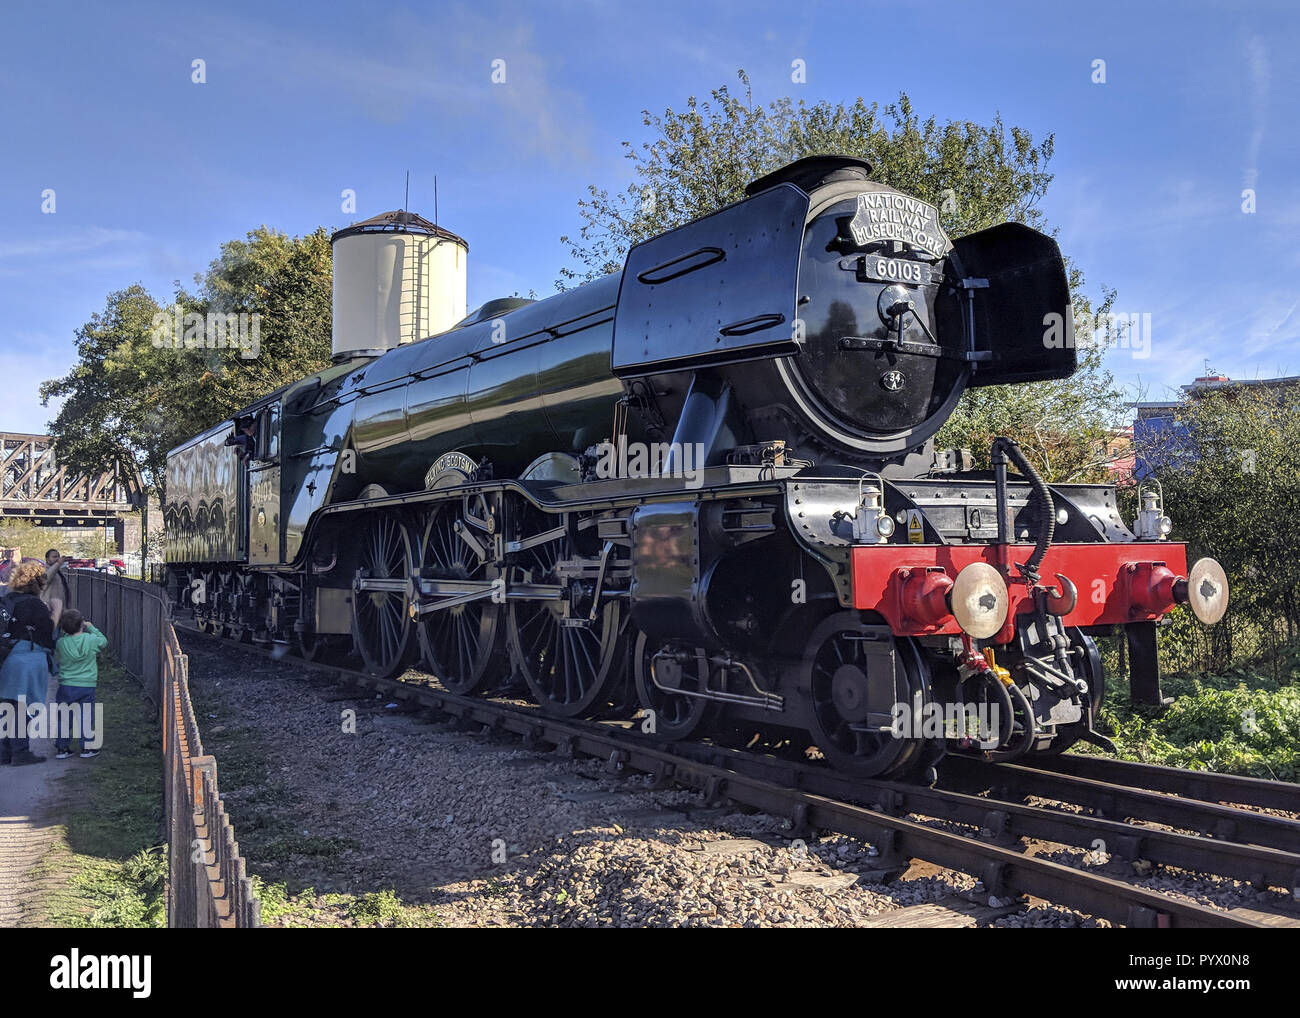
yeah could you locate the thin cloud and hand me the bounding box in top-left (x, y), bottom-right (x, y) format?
top-left (161, 9), bottom-right (593, 166)
top-left (0, 227), bottom-right (145, 261)
top-left (1243, 35), bottom-right (1269, 192)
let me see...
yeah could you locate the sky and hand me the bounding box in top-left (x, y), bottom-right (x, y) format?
top-left (1, 0), bottom-right (1297, 433)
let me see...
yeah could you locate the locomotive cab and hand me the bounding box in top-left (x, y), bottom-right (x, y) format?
top-left (244, 400), bottom-right (282, 566)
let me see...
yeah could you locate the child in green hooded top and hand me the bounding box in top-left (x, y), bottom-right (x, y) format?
top-left (53, 609), bottom-right (108, 759)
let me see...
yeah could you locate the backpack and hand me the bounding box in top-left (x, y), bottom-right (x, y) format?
top-left (0, 591), bottom-right (36, 668)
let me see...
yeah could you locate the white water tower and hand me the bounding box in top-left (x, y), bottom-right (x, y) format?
top-left (330, 210), bottom-right (468, 361)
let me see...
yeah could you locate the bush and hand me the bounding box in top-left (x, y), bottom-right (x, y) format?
top-left (1098, 662), bottom-right (1300, 780)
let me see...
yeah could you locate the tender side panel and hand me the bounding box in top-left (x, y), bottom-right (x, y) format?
top-left (164, 429), bottom-right (244, 564)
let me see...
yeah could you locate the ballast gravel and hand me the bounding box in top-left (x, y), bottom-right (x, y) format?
top-left (179, 636), bottom-right (1279, 928)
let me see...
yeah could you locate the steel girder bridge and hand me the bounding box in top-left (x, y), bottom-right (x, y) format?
top-left (0, 432), bottom-right (140, 526)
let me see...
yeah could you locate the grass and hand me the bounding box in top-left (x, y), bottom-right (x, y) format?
top-left (247, 879), bottom-right (443, 928)
top-left (37, 661), bottom-right (167, 927)
top-left (1096, 641), bottom-right (1300, 781)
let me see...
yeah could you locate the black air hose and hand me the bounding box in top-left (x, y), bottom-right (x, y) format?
top-left (990, 438), bottom-right (1054, 582)
top-left (982, 669), bottom-right (1015, 746)
top-left (982, 677), bottom-right (1038, 761)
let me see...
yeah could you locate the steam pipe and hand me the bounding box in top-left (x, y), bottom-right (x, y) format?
top-left (990, 437), bottom-right (1055, 583)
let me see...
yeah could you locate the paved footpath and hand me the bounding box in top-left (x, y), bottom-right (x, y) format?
top-left (0, 675), bottom-right (74, 927)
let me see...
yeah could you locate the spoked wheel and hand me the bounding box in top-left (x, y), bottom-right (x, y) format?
top-left (506, 516), bottom-right (625, 717)
top-left (632, 631), bottom-right (715, 741)
top-left (351, 513), bottom-right (418, 678)
top-left (804, 612), bottom-right (935, 778)
top-left (417, 498), bottom-right (506, 695)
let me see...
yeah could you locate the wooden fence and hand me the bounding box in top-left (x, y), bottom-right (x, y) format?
top-left (65, 570), bottom-right (261, 927)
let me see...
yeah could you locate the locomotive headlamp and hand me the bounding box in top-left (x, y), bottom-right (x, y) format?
top-left (1133, 481), bottom-right (1172, 541)
top-left (849, 472), bottom-right (892, 544)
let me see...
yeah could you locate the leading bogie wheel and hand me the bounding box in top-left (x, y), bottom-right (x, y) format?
top-left (803, 612), bottom-right (936, 778)
top-left (632, 631), bottom-right (716, 742)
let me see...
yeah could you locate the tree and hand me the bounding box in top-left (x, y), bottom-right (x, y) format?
top-left (39, 283), bottom-right (180, 496)
top-left (560, 71), bottom-right (1123, 480)
top-left (1146, 382), bottom-right (1300, 648)
top-left (935, 339), bottom-right (1124, 483)
top-left (41, 227), bottom-right (333, 500)
top-left (177, 226), bottom-right (333, 411)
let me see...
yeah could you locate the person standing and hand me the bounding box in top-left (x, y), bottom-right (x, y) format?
top-left (42, 548), bottom-right (69, 629)
top-left (0, 561), bottom-right (55, 765)
top-left (52, 609), bottom-right (108, 759)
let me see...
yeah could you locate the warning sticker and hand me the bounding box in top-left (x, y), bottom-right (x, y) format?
top-left (906, 510), bottom-right (925, 544)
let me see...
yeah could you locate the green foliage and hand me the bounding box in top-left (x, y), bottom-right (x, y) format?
top-left (348, 889), bottom-right (417, 927)
top-left (247, 881), bottom-right (443, 928)
top-left (247, 877), bottom-right (295, 923)
top-left (39, 283), bottom-right (172, 495)
top-left (935, 341), bottom-right (1125, 482)
top-left (1099, 679), bottom-right (1300, 781)
top-left (85, 849), bottom-right (167, 927)
top-left (40, 227), bottom-right (333, 498)
top-left (1147, 382), bottom-right (1300, 643)
top-left (0, 519), bottom-right (104, 559)
top-left (561, 70), bottom-right (1123, 481)
top-left (560, 74), bottom-right (1056, 284)
top-left (177, 226), bottom-right (334, 412)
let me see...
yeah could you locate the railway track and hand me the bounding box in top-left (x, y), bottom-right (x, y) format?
top-left (174, 621), bottom-right (1300, 929)
top-left (1009, 753), bottom-right (1300, 812)
top-left (938, 759), bottom-right (1300, 856)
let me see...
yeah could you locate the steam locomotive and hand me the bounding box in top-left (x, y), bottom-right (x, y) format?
top-left (163, 155), bottom-right (1227, 778)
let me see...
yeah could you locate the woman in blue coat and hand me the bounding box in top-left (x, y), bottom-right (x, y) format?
top-left (1, 561), bottom-right (56, 765)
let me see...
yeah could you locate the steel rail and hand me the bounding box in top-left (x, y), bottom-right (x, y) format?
top-left (1014, 753), bottom-right (1300, 813)
top-left (661, 742), bottom-right (1300, 895)
top-left (939, 759), bottom-right (1300, 852)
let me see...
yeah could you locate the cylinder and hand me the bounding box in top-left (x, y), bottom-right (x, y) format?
top-left (330, 211), bottom-right (468, 361)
